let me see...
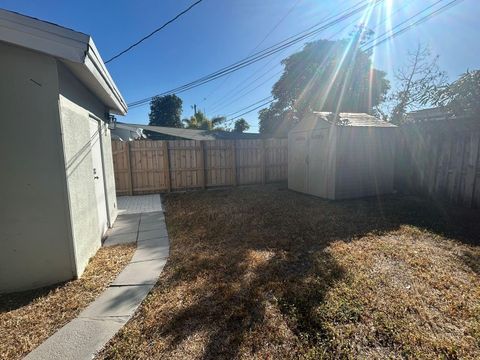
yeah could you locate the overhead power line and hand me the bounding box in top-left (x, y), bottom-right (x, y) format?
top-left (127, 0), bottom-right (384, 108)
top-left (228, 99), bottom-right (275, 122)
top-left (211, 0), bottom-right (417, 116)
top-left (363, 0), bottom-right (463, 52)
top-left (223, 96), bottom-right (273, 118)
top-left (224, 0), bottom-right (462, 124)
top-left (210, 12), bottom-right (368, 116)
top-left (202, 0), bottom-right (301, 105)
top-left (105, 0), bottom-right (204, 64)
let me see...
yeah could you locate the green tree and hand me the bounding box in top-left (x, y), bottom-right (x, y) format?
top-left (211, 116), bottom-right (227, 131)
top-left (149, 94), bottom-right (183, 128)
top-left (183, 111), bottom-right (212, 130)
top-left (388, 44), bottom-right (447, 124)
top-left (259, 36), bottom-right (389, 135)
top-left (428, 69), bottom-right (480, 117)
top-left (233, 118), bottom-right (250, 133)
top-left (183, 113), bottom-right (229, 130)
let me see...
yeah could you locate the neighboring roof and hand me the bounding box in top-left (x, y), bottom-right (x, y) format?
top-left (118, 123), bottom-right (261, 141)
top-left (0, 8), bottom-right (127, 115)
top-left (406, 107), bottom-right (449, 122)
top-left (112, 123), bottom-right (146, 141)
top-left (314, 112), bottom-right (397, 127)
top-left (292, 112), bottom-right (396, 133)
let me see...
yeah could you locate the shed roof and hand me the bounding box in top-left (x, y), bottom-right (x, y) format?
top-left (406, 107), bottom-right (450, 122)
top-left (0, 8), bottom-right (127, 115)
top-left (291, 112), bottom-right (396, 133)
top-left (118, 123), bottom-right (262, 141)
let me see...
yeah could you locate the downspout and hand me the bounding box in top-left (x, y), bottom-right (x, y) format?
top-left (89, 113), bottom-right (112, 228)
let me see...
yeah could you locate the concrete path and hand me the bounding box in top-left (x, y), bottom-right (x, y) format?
top-left (117, 194), bottom-right (162, 215)
top-left (25, 196), bottom-right (168, 360)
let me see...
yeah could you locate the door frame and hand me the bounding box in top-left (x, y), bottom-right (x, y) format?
top-left (89, 113), bottom-right (111, 229)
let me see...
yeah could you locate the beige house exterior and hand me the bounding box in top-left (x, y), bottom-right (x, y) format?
top-left (0, 9), bottom-right (127, 293)
top-left (288, 112), bottom-right (397, 200)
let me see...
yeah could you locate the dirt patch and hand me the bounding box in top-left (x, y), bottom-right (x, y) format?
top-left (98, 185), bottom-right (480, 359)
top-left (0, 244), bottom-right (135, 360)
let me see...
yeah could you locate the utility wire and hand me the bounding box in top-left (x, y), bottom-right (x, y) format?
top-left (202, 0), bottom-right (301, 105)
top-left (363, 0), bottom-right (463, 52)
top-left (227, 99), bottom-right (276, 122)
top-left (223, 96), bottom-right (273, 118)
top-left (105, 0), bottom-right (204, 64)
top-left (225, 0), bottom-right (462, 124)
top-left (211, 14), bottom-right (367, 116)
top-left (128, 0), bottom-right (375, 107)
top-left (211, 0), bottom-right (416, 116)
top-left (128, 0), bottom-right (383, 108)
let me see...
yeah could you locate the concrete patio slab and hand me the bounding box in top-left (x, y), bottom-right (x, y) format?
top-left (139, 221), bottom-right (166, 232)
top-left (140, 211), bottom-right (165, 224)
top-left (131, 239), bottom-right (169, 263)
top-left (103, 231), bottom-right (138, 247)
top-left (24, 317), bottom-right (127, 360)
top-left (79, 285), bottom-right (155, 318)
top-left (110, 257), bottom-right (167, 286)
top-left (26, 194), bottom-right (169, 360)
top-left (117, 194), bottom-right (163, 214)
top-left (137, 228), bottom-right (168, 242)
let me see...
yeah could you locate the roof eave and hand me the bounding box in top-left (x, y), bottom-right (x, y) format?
top-left (0, 8), bottom-right (127, 115)
top-left (84, 38), bottom-right (127, 115)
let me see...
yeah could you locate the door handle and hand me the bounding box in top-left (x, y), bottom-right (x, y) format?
top-left (94, 176), bottom-right (99, 179)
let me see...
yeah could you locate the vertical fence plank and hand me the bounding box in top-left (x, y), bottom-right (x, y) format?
top-left (125, 142), bottom-right (133, 195)
top-left (231, 140), bottom-right (237, 186)
top-left (261, 139), bottom-right (266, 185)
top-left (199, 141), bottom-right (206, 189)
top-left (163, 141), bottom-right (171, 192)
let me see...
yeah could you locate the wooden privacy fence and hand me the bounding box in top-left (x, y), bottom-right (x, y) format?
top-left (395, 117), bottom-right (480, 208)
top-left (112, 139), bottom-right (288, 195)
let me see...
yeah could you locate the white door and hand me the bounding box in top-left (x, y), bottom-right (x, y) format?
top-left (308, 128), bottom-right (330, 198)
top-left (89, 118), bottom-right (108, 236)
top-left (288, 132), bottom-right (309, 193)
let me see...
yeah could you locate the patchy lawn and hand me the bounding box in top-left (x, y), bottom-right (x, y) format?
top-left (0, 244), bottom-right (135, 360)
top-left (99, 185), bottom-right (480, 359)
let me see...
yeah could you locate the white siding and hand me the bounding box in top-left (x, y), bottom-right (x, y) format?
top-left (57, 61), bottom-right (117, 277)
top-left (0, 42), bottom-right (74, 292)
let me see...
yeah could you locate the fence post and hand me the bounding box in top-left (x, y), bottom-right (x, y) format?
top-left (199, 141), bottom-right (206, 189)
top-left (231, 140), bottom-right (237, 186)
top-left (261, 139), bottom-right (266, 185)
top-left (125, 142), bottom-right (133, 196)
top-left (162, 141), bottom-right (171, 192)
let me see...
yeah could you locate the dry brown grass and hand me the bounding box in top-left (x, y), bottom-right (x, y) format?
top-left (98, 185), bottom-right (480, 359)
top-left (0, 244), bottom-right (135, 360)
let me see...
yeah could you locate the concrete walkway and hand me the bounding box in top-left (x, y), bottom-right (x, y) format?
top-left (25, 196), bottom-right (169, 360)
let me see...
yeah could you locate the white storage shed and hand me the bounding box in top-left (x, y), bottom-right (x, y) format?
top-left (288, 112), bottom-right (397, 200)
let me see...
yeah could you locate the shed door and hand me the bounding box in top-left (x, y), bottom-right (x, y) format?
top-left (288, 132), bottom-right (308, 193)
top-left (89, 118), bottom-right (108, 236)
top-left (308, 128), bottom-right (332, 198)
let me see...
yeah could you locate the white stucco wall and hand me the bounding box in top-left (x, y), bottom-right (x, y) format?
top-left (57, 62), bottom-right (117, 277)
top-left (101, 124), bottom-right (119, 225)
top-left (0, 42), bottom-right (75, 292)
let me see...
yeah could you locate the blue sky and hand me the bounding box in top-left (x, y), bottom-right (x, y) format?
top-left (2, 0), bottom-right (479, 131)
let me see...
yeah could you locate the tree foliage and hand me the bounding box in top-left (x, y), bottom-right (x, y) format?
top-left (259, 36), bottom-right (389, 135)
top-left (183, 111), bottom-right (211, 130)
top-left (233, 118), bottom-right (250, 133)
top-left (149, 94), bottom-right (183, 128)
top-left (428, 69), bottom-right (480, 117)
top-left (183, 112), bottom-right (228, 130)
top-left (388, 44), bottom-right (447, 124)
